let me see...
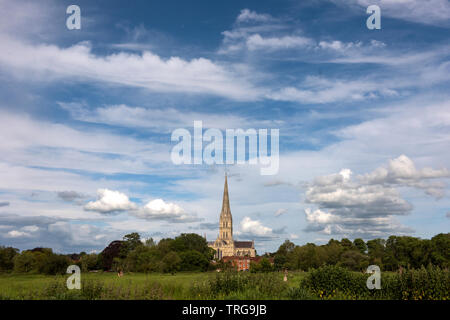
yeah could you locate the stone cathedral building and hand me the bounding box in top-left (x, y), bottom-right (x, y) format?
top-left (208, 175), bottom-right (256, 259)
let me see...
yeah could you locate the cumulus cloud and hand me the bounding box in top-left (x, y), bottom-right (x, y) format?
top-left (303, 155), bottom-right (450, 238)
top-left (5, 230), bottom-right (31, 238)
top-left (238, 217), bottom-right (275, 240)
top-left (360, 155), bottom-right (450, 198)
top-left (132, 199), bottom-right (201, 223)
top-left (0, 201), bottom-right (9, 207)
top-left (84, 189), bottom-right (137, 213)
top-left (82, 188), bottom-right (201, 223)
top-left (0, 214), bottom-right (113, 252)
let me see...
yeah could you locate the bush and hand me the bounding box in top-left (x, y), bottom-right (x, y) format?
top-left (193, 271), bottom-right (288, 299)
top-left (301, 265), bottom-right (450, 300)
top-left (302, 265), bottom-right (367, 299)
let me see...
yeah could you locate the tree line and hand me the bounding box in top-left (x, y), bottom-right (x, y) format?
top-left (271, 233), bottom-right (449, 271)
top-left (0, 232), bottom-right (448, 274)
top-left (0, 232), bottom-right (215, 274)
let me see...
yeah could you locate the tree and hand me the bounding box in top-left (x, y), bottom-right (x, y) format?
top-left (353, 238), bottom-right (367, 254)
top-left (339, 250), bottom-right (369, 271)
top-left (250, 258), bottom-right (274, 273)
top-left (0, 246), bottom-right (19, 272)
top-left (41, 254), bottom-right (70, 275)
top-left (367, 238), bottom-right (385, 268)
top-left (80, 253), bottom-right (100, 272)
top-left (145, 237), bottom-right (156, 247)
top-left (340, 238), bottom-right (354, 250)
top-left (170, 233), bottom-right (210, 256)
top-left (99, 240), bottom-right (123, 270)
top-left (13, 251), bottom-right (35, 273)
top-left (162, 251), bottom-right (181, 274)
top-left (274, 240), bottom-right (296, 270)
top-left (179, 250), bottom-right (210, 271)
top-left (122, 232), bottom-right (143, 254)
top-left (430, 233), bottom-right (450, 268)
top-left (276, 240), bottom-right (295, 255)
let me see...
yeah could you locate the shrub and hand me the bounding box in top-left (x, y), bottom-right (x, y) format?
top-left (301, 264), bottom-right (449, 300)
top-left (197, 271), bottom-right (288, 299)
top-left (301, 265), bottom-right (367, 299)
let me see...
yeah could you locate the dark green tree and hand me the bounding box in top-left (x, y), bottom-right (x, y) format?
top-left (162, 251), bottom-right (181, 274)
top-left (353, 238), bottom-right (367, 254)
top-left (0, 246), bottom-right (19, 272)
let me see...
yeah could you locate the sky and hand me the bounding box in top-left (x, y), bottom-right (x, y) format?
top-left (0, 0), bottom-right (449, 254)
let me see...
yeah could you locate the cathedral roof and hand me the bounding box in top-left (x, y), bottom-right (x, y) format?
top-left (234, 241), bottom-right (253, 248)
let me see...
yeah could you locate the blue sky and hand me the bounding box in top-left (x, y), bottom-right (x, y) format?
top-left (0, 0), bottom-right (449, 253)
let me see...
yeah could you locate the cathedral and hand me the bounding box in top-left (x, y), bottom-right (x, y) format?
top-left (208, 174), bottom-right (256, 259)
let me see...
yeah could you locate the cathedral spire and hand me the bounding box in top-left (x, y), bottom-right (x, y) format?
top-left (221, 172), bottom-right (231, 217)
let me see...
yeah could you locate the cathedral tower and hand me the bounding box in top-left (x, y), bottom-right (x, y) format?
top-left (207, 173), bottom-right (256, 260)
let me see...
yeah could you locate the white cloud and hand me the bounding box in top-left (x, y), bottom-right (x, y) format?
top-left (0, 36), bottom-right (261, 101)
top-left (239, 216), bottom-right (274, 238)
top-left (266, 76), bottom-right (399, 104)
top-left (84, 189), bottom-right (137, 213)
top-left (305, 208), bottom-right (336, 224)
top-left (303, 154), bottom-right (450, 238)
top-left (236, 9), bottom-right (274, 23)
top-left (58, 103), bottom-right (274, 133)
top-left (318, 40), bottom-right (362, 51)
top-left (360, 155), bottom-right (450, 198)
top-left (5, 230), bottom-right (31, 238)
top-left (132, 199), bottom-right (201, 223)
top-left (246, 34), bottom-right (314, 51)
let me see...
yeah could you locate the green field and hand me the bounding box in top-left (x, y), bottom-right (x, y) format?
top-left (1, 267), bottom-right (447, 300)
top-left (0, 271), bottom-right (307, 300)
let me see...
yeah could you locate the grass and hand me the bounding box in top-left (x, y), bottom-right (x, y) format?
top-left (0, 271), bottom-right (308, 300)
top-left (6, 270), bottom-right (438, 300)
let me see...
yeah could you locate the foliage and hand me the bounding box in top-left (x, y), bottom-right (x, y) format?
top-left (250, 258), bottom-right (274, 273)
top-left (301, 264), bottom-right (450, 300)
top-left (12, 249), bottom-right (69, 275)
top-left (0, 246), bottom-right (19, 272)
top-left (79, 253), bottom-right (100, 272)
top-left (0, 268), bottom-right (447, 300)
top-left (161, 251), bottom-right (181, 274)
top-left (191, 271), bottom-right (288, 299)
top-left (273, 233), bottom-right (450, 272)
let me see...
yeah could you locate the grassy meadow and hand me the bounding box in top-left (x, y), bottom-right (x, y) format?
top-left (1, 266), bottom-right (448, 300)
top-left (0, 271), bottom-right (307, 300)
